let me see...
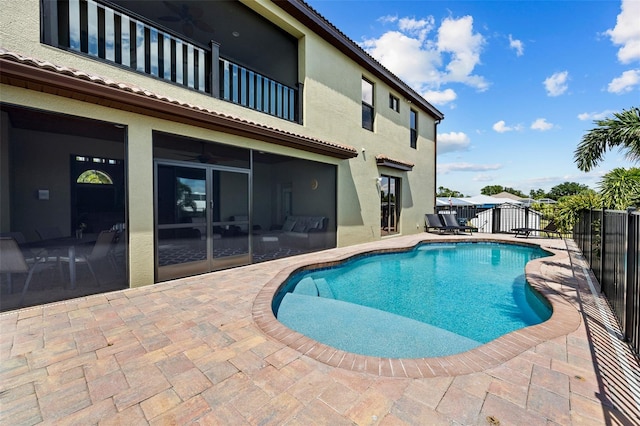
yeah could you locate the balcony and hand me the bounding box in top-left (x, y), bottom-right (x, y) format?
top-left (41, 0), bottom-right (300, 123)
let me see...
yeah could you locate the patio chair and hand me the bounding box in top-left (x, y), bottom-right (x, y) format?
top-left (424, 214), bottom-right (458, 234)
top-left (36, 226), bottom-right (64, 240)
top-left (512, 221), bottom-right (562, 238)
top-left (58, 230), bottom-right (116, 286)
top-left (439, 213), bottom-right (478, 235)
top-left (0, 237), bottom-right (52, 306)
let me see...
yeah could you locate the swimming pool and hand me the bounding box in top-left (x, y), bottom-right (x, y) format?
top-left (273, 242), bottom-right (552, 358)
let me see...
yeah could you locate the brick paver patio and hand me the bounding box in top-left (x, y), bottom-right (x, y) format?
top-left (1, 234), bottom-right (639, 425)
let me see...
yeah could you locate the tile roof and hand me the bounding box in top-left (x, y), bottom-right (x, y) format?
top-left (375, 154), bottom-right (415, 171)
top-left (0, 47), bottom-right (358, 159)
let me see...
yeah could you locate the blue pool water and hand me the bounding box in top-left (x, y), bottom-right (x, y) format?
top-left (274, 242), bottom-right (552, 358)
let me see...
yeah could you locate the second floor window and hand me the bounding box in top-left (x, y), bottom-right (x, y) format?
top-left (362, 78), bottom-right (374, 131)
top-left (410, 109), bottom-right (418, 149)
top-left (389, 94), bottom-right (399, 112)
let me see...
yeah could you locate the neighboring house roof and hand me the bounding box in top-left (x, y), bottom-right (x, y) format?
top-left (463, 195), bottom-right (523, 206)
top-left (493, 191), bottom-right (523, 201)
top-left (275, 0), bottom-right (444, 121)
top-left (0, 48), bottom-right (359, 159)
top-left (436, 197), bottom-right (475, 206)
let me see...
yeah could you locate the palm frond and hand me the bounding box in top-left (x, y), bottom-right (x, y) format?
top-left (575, 107), bottom-right (640, 171)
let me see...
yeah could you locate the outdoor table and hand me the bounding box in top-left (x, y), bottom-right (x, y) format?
top-left (23, 234), bottom-right (96, 290)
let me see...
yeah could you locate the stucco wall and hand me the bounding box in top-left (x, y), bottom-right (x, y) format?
top-left (1, 0), bottom-right (438, 284)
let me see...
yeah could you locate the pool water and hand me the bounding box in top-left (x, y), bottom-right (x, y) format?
top-left (274, 242), bottom-right (552, 358)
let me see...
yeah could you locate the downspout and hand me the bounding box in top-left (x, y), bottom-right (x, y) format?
top-left (433, 118), bottom-right (441, 213)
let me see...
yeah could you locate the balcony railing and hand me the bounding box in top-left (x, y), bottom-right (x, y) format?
top-left (42, 0), bottom-right (300, 123)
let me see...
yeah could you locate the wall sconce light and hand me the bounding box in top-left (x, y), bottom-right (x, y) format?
top-left (376, 177), bottom-right (383, 185)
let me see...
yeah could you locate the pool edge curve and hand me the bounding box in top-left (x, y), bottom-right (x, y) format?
top-left (251, 235), bottom-right (582, 378)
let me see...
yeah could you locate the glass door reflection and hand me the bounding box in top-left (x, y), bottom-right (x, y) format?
top-left (155, 162), bottom-right (251, 281)
top-left (211, 170), bottom-right (251, 269)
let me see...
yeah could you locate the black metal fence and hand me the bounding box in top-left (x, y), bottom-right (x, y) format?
top-left (436, 204), bottom-right (556, 235)
top-left (574, 209), bottom-right (640, 356)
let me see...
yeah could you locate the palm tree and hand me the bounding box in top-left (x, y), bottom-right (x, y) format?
top-left (574, 107), bottom-right (640, 172)
top-left (599, 167), bottom-right (640, 210)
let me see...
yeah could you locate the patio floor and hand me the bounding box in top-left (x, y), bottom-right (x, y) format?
top-left (1, 233), bottom-right (639, 425)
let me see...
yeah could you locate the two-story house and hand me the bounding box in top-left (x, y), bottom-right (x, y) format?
top-left (0, 0), bottom-right (443, 308)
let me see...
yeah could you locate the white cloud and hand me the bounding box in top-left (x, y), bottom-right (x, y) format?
top-left (438, 162), bottom-right (502, 173)
top-left (530, 118), bottom-right (554, 131)
top-left (424, 88), bottom-right (457, 105)
top-left (437, 131), bottom-right (470, 154)
top-left (361, 14), bottom-right (487, 95)
top-left (605, 0), bottom-right (640, 64)
top-left (398, 16), bottom-right (435, 40)
top-left (578, 110), bottom-right (617, 121)
top-left (607, 69), bottom-right (640, 93)
top-left (437, 16), bottom-right (488, 90)
top-left (492, 120), bottom-right (522, 133)
top-left (378, 15), bottom-right (398, 25)
top-left (508, 34), bottom-right (524, 56)
top-left (361, 31), bottom-right (441, 90)
top-left (543, 71), bottom-right (569, 96)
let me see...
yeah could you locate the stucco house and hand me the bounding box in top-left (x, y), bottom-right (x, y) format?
top-left (0, 0), bottom-right (443, 306)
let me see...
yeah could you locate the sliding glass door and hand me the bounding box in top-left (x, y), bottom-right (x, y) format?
top-left (380, 175), bottom-right (400, 236)
top-left (155, 161), bottom-right (250, 281)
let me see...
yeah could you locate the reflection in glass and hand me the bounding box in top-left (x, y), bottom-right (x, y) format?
top-left (105, 8), bottom-right (115, 61)
top-left (198, 49), bottom-right (205, 91)
top-left (121, 16), bottom-right (130, 67)
top-left (362, 78), bottom-right (373, 104)
top-left (381, 176), bottom-right (400, 235)
top-left (69, 0), bottom-right (80, 51)
top-left (87, 0), bottom-right (98, 56)
top-left (175, 40), bottom-right (183, 85)
top-left (135, 21), bottom-right (145, 72)
top-left (150, 28), bottom-right (159, 77)
top-left (187, 45), bottom-right (194, 89)
top-left (211, 170), bottom-right (249, 259)
top-left (162, 34), bottom-right (170, 80)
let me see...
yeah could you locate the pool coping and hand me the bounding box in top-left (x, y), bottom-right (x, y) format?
top-left (252, 236), bottom-right (582, 378)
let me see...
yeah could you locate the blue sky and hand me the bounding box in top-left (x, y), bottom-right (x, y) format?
top-left (306, 0), bottom-right (640, 196)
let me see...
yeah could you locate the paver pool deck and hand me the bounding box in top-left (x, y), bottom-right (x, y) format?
top-left (1, 234), bottom-right (639, 425)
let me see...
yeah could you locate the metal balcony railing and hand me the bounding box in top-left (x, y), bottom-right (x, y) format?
top-left (42, 0), bottom-right (300, 122)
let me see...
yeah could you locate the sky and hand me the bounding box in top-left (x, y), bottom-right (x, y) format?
top-left (306, 0), bottom-right (640, 197)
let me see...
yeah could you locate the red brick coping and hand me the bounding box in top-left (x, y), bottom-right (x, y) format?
top-left (252, 238), bottom-right (581, 378)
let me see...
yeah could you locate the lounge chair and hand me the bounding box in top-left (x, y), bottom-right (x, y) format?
top-left (424, 214), bottom-right (458, 234)
top-left (512, 221), bottom-right (562, 238)
top-left (439, 213), bottom-right (478, 235)
top-left (0, 237), bottom-right (52, 306)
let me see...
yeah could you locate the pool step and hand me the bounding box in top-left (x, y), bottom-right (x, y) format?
top-left (293, 277), bottom-right (318, 296)
top-left (292, 277), bottom-right (334, 299)
top-left (313, 278), bottom-right (334, 299)
top-left (278, 292), bottom-right (482, 358)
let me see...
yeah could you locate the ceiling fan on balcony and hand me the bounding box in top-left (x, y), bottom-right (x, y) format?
top-left (159, 1), bottom-right (214, 37)
top-left (176, 143), bottom-right (234, 165)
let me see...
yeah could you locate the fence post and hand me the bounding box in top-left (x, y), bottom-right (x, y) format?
top-left (588, 208), bottom-right (592, 265)
top-left (600, 204), bottom-right (605, 290)
top-left (624, 210), bottom-right (636, 342)
top-left (524, 206), bottom-right (529, 229)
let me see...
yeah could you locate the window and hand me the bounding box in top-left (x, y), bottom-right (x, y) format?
top-left (362, 77), bottom-right (374, 131)
top-left (76, 170), bottom-right (114, 184)
top-left (389, 94), bottom-right (399, 112)
top-left (410, 109), bottom-right (418, 149)
top-left (380, 175), bottom-right (400, 235)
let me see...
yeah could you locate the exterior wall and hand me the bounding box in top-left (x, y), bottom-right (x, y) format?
top-left (1, 0), bottom-right (438, 285)
top-left (300, 32), bottom-right (437, 245)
